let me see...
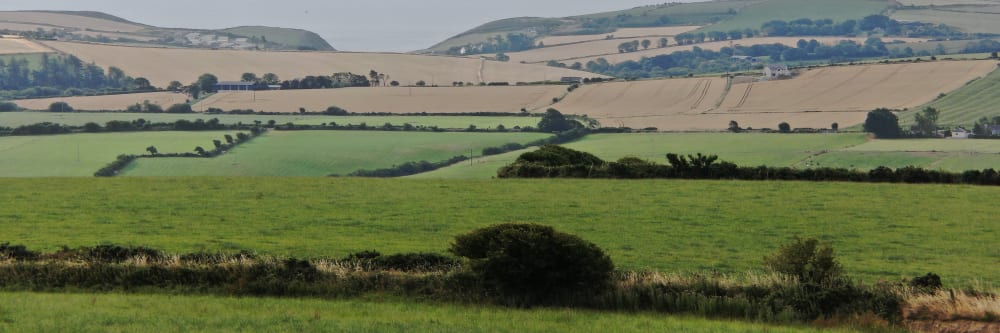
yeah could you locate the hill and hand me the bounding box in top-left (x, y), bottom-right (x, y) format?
top-left (424, 0), bottom-right (896, 56)
top-left (40, 41), bottom-right (598, 88)
top-left (219, 26), bottom-right (334, 51)
top-left (0, 10), bottom-right (334, 51)
top-left (897, 64), bottom-right (1000, 127)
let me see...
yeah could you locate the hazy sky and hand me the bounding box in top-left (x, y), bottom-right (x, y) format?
top-left (0, 0), bottom-right (694, 52)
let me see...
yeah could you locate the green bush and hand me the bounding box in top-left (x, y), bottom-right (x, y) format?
top-left (166, 103), bottom-right (194, 113)
top-left (48, 101), bottom-right (73, 113)
top-left (0, 101), bottom-right (18, 112)
top-left (0, 243), bottom-right (38, 260)
top-left (764, 237), bottom-right (843, 285)
top-left (450, 223), bottom-right (614, 303)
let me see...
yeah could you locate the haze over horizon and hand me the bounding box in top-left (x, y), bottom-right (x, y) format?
top-left (0, 0), bottom-right (698, 52)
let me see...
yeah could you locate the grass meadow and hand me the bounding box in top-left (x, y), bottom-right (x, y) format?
top-left (122, 131), bottom-right (549, 176)
top-left (0, 112), bottom-right (542, 129)
top-left (899, 67), bottom-right (1000, 128)
top-left (699, 0), bottom-right (888, 33)
top-left (0, 177), bottom-right (996, 286)
top-left (0, 292), bottom-right (866, 333)
top-left (0, 131), bottom-right (237, 177)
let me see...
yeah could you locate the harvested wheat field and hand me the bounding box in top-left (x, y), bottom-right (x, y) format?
top-left (556, 60), bottom-right (998, 131)
top-left (14, 92), bottom-right (190, 111)
top-left (41, 41), bottom-right (599, 88)
top-left (555, 77), bottom-right (728, 127)
top-left (195, 86), bottom-right (567, 114)
top-left (0, 38), bottom-right (52, 54)
top-left (520, 37), bottom-right (929, 65)
top-left (537, 26), bottom-right (700, 46)
top-left (717, 60), bottom-right (998, 113)
top-left (0, 11), bottom-right (146, 33)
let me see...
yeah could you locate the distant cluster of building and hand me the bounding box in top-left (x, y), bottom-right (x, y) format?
top-left (184, 33), bottom-right (256, 50)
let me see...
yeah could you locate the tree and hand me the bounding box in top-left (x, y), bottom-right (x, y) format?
top-left (863, 108), bottom-right (901, 138)
top-left (728, 120), bottom-right (741, 132)
top-left (495, 52), bottom-right (510, 62)
top-left (641, 39), bottom-right (651, 50)
top-left (197, 73), bottom-right (219, 93)
top-left (450, 223), bottom-right (614, 302)
top-left (369, 70), bottom-right (380, 87)
top-left (224, 134), bottom-right (234, 144)
top-left (913, 106), bottom-right (940, 136)
top-left (132, 77), bottom-right (153, 91)
top-left (262, 73), bottom-right (280, 85)
top-left (831, 122), bottom-right (839, 131)
top-left (83, 122), bottom-right (102, 132)
top-left (146, 146), bottom-right (158, 155)
top-left (0, 101), bottom-right (19, 112)
top-left (166, 81), bottom-right (183, 91)
top-left (325, 106), bottom-right (349, 115)
top-left (188, 83), bottom-right (202, 99)
top-left (537, 108), bottom-right (577, 133)
top-left (166, 103), bottom-right (193, 114)
top-left (415, 80), bottom-right (426, 86)
top-left (48, 102), bottom-right (73, 113)
top-left (658, 37), bottom-right (669, 48)
top-left (778, 122), bottom-right (791, 133)
top-left (390, 80), bottom-right (400, 87)
top-left (194, 146), bottom-right (207, 156)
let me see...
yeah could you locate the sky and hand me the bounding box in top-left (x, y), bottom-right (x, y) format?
top-left (0, 0), bottom-right (695, 52)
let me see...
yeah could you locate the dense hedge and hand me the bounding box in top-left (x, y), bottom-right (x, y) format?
top-left (93, 129), bottom-right (263, 177)
top-left (498, 145), bottom-right (1000, 186)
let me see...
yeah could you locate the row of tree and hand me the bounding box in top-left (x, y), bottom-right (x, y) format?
top-left (0, 54), bottom-right (151, 99)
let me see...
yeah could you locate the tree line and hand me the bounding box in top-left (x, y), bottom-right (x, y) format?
top-left (0, 54), bottom-right (151, 99)
top-left (497, 145), bottom-right (1000, 186)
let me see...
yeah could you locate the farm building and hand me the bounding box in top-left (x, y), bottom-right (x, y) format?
top-left (214, 81), bottom-right (268, 91)
top-left (763, 64), bottom-right (791, 79)
top-left (950, 127), bottom-right (971, 139)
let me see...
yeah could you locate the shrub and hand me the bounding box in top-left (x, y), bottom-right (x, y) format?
top-left (909, 272), bottom-right (943, 293)
top-left (373, 253), bottom-right (458, 271)
top-left (764, 237), bottom-right (843, 285)
top-left (48, 101), bottom-right (73, 113)
top-left (166, 103), bottom-right (194, 113)
top-left (0, 242), bottom-right (38, 260)
top-left (324, 106), bottom-right (349, 115)
top-left (0, 101), bottom-right (18, 112)
top-left (449, 223), bottom-right (614, 303)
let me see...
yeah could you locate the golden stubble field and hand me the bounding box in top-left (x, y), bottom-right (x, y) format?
top-left (0, 37), bottom-right (52, 54)
top-left (556, 60), bottom-right (999, 131)
top-left (194, 86), bottom-right (568, 113)
top-left (509, 37), bottom-right (930, 64)
top-left (41, 41), bottom-right (600, 88)
top-left (14, 92), bottom-right (191, 111)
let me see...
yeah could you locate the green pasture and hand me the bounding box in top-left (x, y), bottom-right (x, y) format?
top-left (123, 131), bottom-right (549, 177)
top-left (699, 0), bottom-right (889, 33)
top-left (409, 147), bottom-right (536, 179)
top-left (800, 138), bottom-right (1000, 171)
top-left (0, 177), bottom-right (996, 286)
top-left (0, 292), bottom-right (862, 333)
top-left (892, 8), bottom-right (1000, 34)
top-left (0, 112), bottom-right (541, 129)
top-left (0, 131), bottom-right (236, 177)
top-left (898, 66), bottom-right (1000, 128)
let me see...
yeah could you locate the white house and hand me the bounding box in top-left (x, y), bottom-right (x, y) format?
top-left (951, 127), bottom-right (971, 139)
top-left (763, 64), bottom-right (791, 79)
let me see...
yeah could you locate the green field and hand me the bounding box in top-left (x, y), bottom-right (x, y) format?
top-left (701, 0), bottom-right (890, 33)
top-left (1, 177), bottom-right (997, 286)
top-left (417, 133), bottom-right (868, 179)
top-left (0, 131), bottom-right (237, 177)
top-left (220, 26), bottom-right (335, 51)
top-left (122, 131), bottom-right (549, 176)
top-left (898, 66), bottom-right (1000, 128)
top-left (0, 292), bottom-right (862, 333)
top-left (892, 7), bottom-right (1000, 34)
top-left (0, 112), bottom-right (542, 129)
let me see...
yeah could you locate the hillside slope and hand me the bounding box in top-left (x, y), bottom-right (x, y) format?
top-left (0, 11), bottom-right (335, 51)
top-left (41, 41), bottom-right (600, 87)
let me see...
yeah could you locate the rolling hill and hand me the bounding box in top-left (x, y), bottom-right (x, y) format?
top-left (41, 41), bottom-right (598, 88)
top-left (0, 10), bottom-right (334, 51)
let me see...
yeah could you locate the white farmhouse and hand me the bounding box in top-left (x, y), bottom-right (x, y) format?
top-left (951, 127), bottom-right (971, 139)
top-left (763, 64), bottom-right (791, 79)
